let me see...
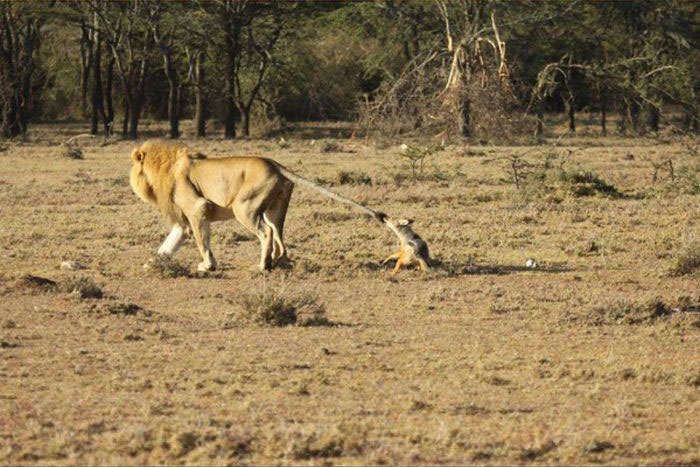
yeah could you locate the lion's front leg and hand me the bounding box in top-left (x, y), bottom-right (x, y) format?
top-left (157, 224), bottom-right (186, 256)
top-left (185, 198), bottom-right (216, 272)
top-left (193, 218), bottom-right (217, 272)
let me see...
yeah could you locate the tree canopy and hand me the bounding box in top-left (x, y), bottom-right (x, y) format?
top-left (1, 0), bottom-right (698, 140)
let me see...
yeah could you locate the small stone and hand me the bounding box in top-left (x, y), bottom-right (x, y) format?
top-left (61, 261), bottom-right (85, 271)
top-left (526, 259), bottom-right (539, 269)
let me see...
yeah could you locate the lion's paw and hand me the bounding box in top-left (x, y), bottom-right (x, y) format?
top-left (197, 261), bottom-right (216, 272)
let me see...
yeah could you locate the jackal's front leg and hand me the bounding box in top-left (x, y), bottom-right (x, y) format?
top-left (382, 251), bottom-right (401, 265)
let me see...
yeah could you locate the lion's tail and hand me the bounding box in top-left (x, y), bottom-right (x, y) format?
top-left (273, 163), bottom-right (384, 223)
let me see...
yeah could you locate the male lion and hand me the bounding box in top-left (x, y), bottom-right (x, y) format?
top-left (130, 140), bottom-right (383, 272)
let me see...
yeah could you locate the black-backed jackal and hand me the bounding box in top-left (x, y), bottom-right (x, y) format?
top-left (381, 217), bottom-right (431, 274)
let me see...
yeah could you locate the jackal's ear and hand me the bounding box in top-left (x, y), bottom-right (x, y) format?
top-left (131, 148), bottom-right (145, 164)
top-left (398, 218), bottom-right (413, 226)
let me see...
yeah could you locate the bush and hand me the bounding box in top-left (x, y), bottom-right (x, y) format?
top-left (586, 298), bottom-right (673, 326)
top-left (60, 276), bottom-right (103, 299)
top-left (510, 166), bottom-right (622, 203)
top-left (146, 255), bottom-right (190, 279)
top-left (671, 239), bottom-right (700, 276)
top-left (230, 286), bottom-right (328, 327)
top-left (337, 170), bottom-right (372, 186)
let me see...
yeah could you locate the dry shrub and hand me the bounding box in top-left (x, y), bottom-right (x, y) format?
top-left (337, 170), bottom-right (372, 186)
top-left (358, 51), bottom-right (531, 142)
top-left (321, 140), bottom-right (341, 153)
top-left (265, 423), bottom-right (366, 460)
top-left (670, 239), bottom-right (700, 276)
top-left (578, 298), bottom-right (689, 326)
top-left (228, 286), bottom-right (328, 328)
top-left (146, 255), bottom-right (190, 279)
top-left (59, 275), bottom-right (103, 299)
top-left (511, 167), bottom-right (622, 203)
top-left (61, 144), bottom-right (83, 160)
top-left (464, 77), bottom-right (535, 142)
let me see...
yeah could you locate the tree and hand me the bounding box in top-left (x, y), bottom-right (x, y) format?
top-left (0, 2), bottom-right (44, 138)
top-left (91, 1), bottom-right (153, 139)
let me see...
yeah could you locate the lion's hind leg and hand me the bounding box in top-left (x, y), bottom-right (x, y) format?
top-left (263, 181), bottom-right (293, 266)
top-left (263, 212), bottom-right (285, 264)
top-left (233, 200), bottom-right (274, 271)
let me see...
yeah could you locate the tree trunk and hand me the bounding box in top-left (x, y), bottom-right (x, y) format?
top-left (129, 100), bottom-right (140, 140)
top-left (224, 96), bottom-right (237, 138)
top-left (79, 23), bottom-right (92, 117)
top-left (194, 52), bottom-right (206, 138)
top-left (645, 103), bottom-right (659, 133)
top-left (122, 96), bottom-right (130, 138)
top-left (223, 25), bottom-right (239, 139)
top-left (600, 97), bottom-right (607, 137)
top-left (90, 19), bottom-right (105, 136)
top-left (627, 100), bottom-right (640, 134)
top-left (563, 92), bottom-right (575, 133)
top-left (103, 57), bottom-right (114, 135)
top-left (535, 100), bottom-right (544, 138)
top-left (0, 13), bottom-right (39, 139)
top-left (168, 79), bottom-right (179, 139)
top-left (241, 105), bottom-right (250, 137)
top-left (164, 53), bottom-right (179, 139)
top-left (460, 99), bottom-right (471, 137)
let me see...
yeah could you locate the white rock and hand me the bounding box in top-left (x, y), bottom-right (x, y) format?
top-left (525, 259), bottom-right (539, 269)
top-left (61, 260), bottom-right (85, 271)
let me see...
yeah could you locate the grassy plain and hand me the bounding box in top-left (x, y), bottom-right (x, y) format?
top-left (1, 121), bottom-right (699, 465)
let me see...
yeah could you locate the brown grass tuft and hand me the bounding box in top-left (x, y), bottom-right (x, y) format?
top-left (146, 255), bottom-right (191, 279)
top-left (61, 143), bottom-right (84, 160)
top-left (59, 275), bottom-right (103, 299)
top-left (586, 298), bottom-right (674, 326)
top-left (670, 239), bottom-right (700, 276)
top-left (228, 286), bottom-right (327, 327)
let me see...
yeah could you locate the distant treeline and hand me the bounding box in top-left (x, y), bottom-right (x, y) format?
top-left (1, 1), bottom-right (699, 140)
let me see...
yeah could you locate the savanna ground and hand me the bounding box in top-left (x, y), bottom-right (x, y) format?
top-left (1, 118), bottom-right (699, 465)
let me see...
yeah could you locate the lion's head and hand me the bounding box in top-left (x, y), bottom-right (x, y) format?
top-left (129, 140), bottom-right (205, 227)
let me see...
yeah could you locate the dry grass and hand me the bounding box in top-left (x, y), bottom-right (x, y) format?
top-left (145, 255), bottom-right (191, 279)
top-left (227, 285), bottom-right (328, 328)
top-left (671, 239), bottom-right (700, 276)
top-left (59, 275), bottom-right (104, 299)
top-left (1, 121), bottom-right (699, 465)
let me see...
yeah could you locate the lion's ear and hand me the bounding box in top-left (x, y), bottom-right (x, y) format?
top-left (131, 149), bottom-right (145, 164)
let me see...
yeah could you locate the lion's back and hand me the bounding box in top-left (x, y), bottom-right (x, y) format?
top-left (189, 156), bottom-right (284, 206)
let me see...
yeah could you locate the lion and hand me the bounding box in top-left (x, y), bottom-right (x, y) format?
top-left (130, 140), bottom-right (384, 272)
top-left (380, 217), bottom-right (431, 274)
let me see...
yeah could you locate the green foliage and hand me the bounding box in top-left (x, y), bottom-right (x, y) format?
top-left (397, 143), bottom-right (444, 178)
top-left (5, 1), bottom-right (700, 139)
